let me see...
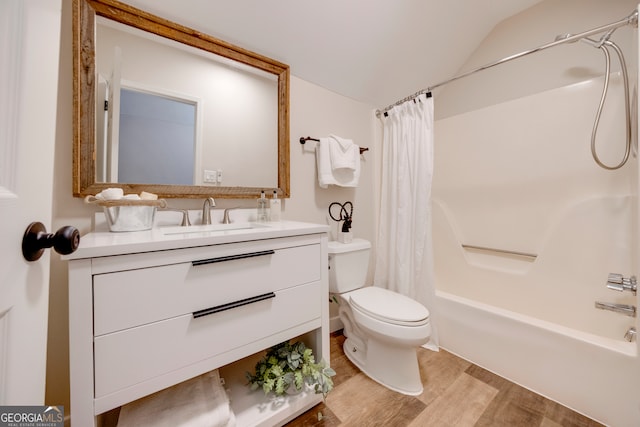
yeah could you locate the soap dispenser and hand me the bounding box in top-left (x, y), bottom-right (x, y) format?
top-left (269, 190), bottom-right (281, 222)
top-left (257, 191), bottom-right (268, 222)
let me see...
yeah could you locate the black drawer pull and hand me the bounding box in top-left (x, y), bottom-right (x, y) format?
top-left (192, 250), bottom-right (275, 266)
top-left (193, 292), bottom-right (276, 318)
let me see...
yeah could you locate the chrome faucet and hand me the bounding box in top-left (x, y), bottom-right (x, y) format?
top-left (606, 273), bottom-right (637, 294)
top-left (594, 301), bottom-right (636, 317)
top-left (201, 197), bottom-right (216, 225)
top-left (222, 207), bottom-right (238, 224)
top-left (624, 327), bottom-right (636, 342)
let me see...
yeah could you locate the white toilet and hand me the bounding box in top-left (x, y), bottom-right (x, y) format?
top-left (328, 238), bottom-right (431, 396)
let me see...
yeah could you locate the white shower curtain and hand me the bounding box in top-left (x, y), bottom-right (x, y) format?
top-left (374, 93), bottom-right (438, 350)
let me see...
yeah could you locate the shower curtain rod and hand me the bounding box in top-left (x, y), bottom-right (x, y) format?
top-left (375, 10), bottom-right (638, 118)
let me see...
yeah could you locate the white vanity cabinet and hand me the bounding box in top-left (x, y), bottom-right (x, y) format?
top-left (66, 222), bottom-right (329, 427)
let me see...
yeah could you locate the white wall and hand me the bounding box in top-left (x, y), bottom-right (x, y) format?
top-left (46, 0), bottom-right (377, 414)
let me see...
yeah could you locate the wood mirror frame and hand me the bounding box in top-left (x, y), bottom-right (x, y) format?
top-left (72, 0), bottom-right (290, 199)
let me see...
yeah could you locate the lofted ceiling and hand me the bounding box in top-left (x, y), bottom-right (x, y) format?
top-left (121, 0), bottom-right (544, 109)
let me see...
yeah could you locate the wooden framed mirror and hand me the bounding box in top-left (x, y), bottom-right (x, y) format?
top-left (73, 0), bottom-right (290, 198)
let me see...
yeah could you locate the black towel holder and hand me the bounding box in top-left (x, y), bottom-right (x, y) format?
top-left (300, 136), bottom-right (369, 154)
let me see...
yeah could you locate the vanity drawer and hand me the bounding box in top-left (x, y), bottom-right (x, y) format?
top-left (93, 280), bottom-right (321, 398)
top-left (93, 243), bottom-right (320, 335)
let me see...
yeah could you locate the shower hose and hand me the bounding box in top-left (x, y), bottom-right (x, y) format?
top-left (590, 39), bottom-right (632, 170)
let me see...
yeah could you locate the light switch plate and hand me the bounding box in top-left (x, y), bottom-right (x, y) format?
top-left (203, 169), bottom-right (217, 183)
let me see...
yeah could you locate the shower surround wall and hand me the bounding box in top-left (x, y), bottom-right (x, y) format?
top-left (432, 1), bottom-right (639, 425)
top-left (434, 76), bottom-right (635, 340)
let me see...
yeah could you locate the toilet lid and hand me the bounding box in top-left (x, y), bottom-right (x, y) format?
top-left (349, 287), bottom-right (430, 326)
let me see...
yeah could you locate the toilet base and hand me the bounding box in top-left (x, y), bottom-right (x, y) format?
top-left (343, 335), bottom-right (424, 396)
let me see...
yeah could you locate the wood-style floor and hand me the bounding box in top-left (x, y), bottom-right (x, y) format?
top-left (285, 332), bottom-right (603, 427)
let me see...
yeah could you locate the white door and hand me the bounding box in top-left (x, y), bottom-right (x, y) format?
top-left (0, 0), bottom-right (62, 404)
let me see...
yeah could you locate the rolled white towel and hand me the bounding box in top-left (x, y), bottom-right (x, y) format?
top-left (98, 187), bottom-right (124, 200)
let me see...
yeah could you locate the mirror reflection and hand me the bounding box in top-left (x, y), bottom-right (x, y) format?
top-left (72, 0), bottom-right (290, 199)
top-left (95, 18), bottom-right (278, 187)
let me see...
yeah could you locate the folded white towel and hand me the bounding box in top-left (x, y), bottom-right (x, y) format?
top-left (316, 137), bottom-right (360, 188)
top-left (328, 135), bottom-right (359, 171)
top-left (117, 370), bottom-right (235, 427)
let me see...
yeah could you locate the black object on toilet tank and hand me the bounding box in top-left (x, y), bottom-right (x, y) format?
top-left (329, 201), bottom-right (353, 232)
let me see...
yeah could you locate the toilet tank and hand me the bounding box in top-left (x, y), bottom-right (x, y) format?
top-left (328, 238), bottom-right (371, 293)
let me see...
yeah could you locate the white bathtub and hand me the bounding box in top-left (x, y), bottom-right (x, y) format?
top-left (432, 194), bottom-right (640, 426)
top-left (436, 290), bottom-right (639, 426)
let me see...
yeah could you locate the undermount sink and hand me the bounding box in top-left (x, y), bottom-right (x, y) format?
top-left (160, 222), bottom-right (267, 235)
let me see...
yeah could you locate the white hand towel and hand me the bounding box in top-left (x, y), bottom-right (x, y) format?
top-left (316, 138), bottom-right (337, 188)
top-left (316, 137), bottom-right (360, 188)
top-left (328, 135), bottom-right (359, 171)
top-left (117, 369), bottom-right (235, 427)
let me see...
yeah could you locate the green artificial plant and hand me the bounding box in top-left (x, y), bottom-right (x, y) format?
top-left (246, 340), bottom-right (336, 397)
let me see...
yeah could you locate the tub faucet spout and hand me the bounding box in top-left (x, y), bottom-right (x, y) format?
top-left (594, 301), bottom-right (636, 317)
top-left (624, 327), bottom-right (636, 342)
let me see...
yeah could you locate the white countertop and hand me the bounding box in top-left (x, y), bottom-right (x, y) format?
top-left (64, 220), bottom-right (329, 260)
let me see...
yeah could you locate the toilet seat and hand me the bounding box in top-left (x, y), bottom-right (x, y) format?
top-left (348, 287), bottom-right (429, 327)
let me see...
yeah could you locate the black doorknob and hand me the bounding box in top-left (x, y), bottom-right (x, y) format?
top-left (22, 222), bottom-right (80, 262)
